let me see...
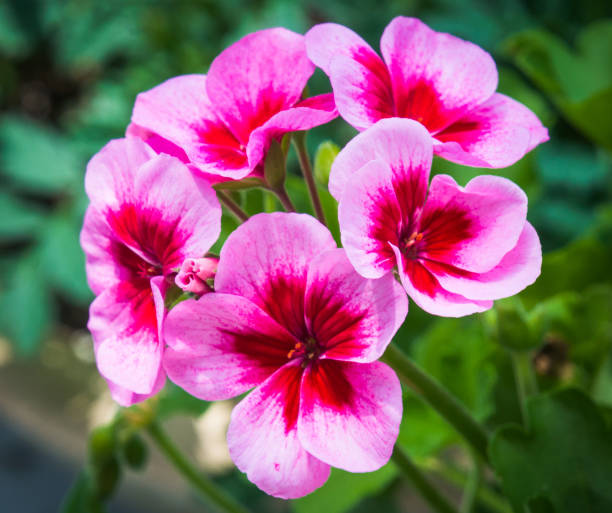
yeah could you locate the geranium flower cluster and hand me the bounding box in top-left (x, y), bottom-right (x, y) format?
top-left (81, 18), bottom-right (546, 499)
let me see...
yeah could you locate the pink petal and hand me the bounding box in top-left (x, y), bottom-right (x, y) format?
top-left (425, 222), bottom-right (542, 300)
top-left (380, 17), bottom-right (498, 133)
top-left (126, 124), bottom-right (190, 163)
top-left (227, 361), bottom-right (330, 499)
top-left (85, 137), bottom-right (155, 211)
top-left (207, 28), bottom-right (314, 146)
top-left (305, 23), bottom-right (393, 131)
top-left (130, 75), bottom-right (250, 180)
top-left (298, 360), bottom-right (401, 472)
top-left (419, 174), bottom-right (527, 273)
top-left (106, 368), bottom-right (166, 407)
top-left (130, 154), bottom-right (221, 271)
top-left (246, 93), bottom-right (338, 170)
top-left (327, 55), bottom-right (394, 132)
top-left (391, 243), bottom-right (492, 317)
top-left (330, 117), bottom-right (432, 201)
top-left (88, 276), bottom-right (166, 394)
top-left (304, 249), bottom-right (407, 363)
top-left (435, 93), bottom-right (550, 168)
top-left (80, 206), bottom-right (131, 295)
top-left (305, 23), bottom-right (379, 76)
top-left (163, 293), bottom-right (298, 401)
top-left (215, 213), bottom-right (336, 339)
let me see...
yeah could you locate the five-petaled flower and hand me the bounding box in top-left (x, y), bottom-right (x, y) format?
top-left (335, 118), bottom-right (542, 317)
top-left (80, 137), bottom-right (221, 406)
top-left (163, 213), bottom-right (408, 498)
top-left (305, 16), bottom-right (548, 187)
top-left (128, 28), bottom-right (338, 183)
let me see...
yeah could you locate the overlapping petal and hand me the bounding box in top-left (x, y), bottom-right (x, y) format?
top-left (207, 28), bottom-right (315, 145)
top-left (298, 360), bottom-right (402, 472)
top-left (164, 293), bottom-right (298, 401)
top-left (88, 276), bottom-right (167, 394)
top-left (380, 17), bottom-right (498, 133)
top-left (227, 361), bottom-right (331, 499)
top-left (329, 117), bottom-right (432, 201)
top-left (424, 222), bottom-right (542, 301)
top-left (305, 249), bottom-right (407, 362)
top-left (215, 213), bottom-right (336, 339)
top-left (419, 174), bottom-right (527, 273)
top-left (435, 93), bottom-right (550, 168)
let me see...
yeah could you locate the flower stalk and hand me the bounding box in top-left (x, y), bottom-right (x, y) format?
top-left (216, 190), bottom-right (250, 223)
top-left (147, 422), bottom-right (252, 513)
top-left (382, 343), bottom-right (490, 463)
top-left (392, 446), bottom-right (459, 513)
top-left (293, 131), bottom-right (326, 225)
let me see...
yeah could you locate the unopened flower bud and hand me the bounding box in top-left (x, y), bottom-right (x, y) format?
top-left (175, 257), bottom-right (219, 295)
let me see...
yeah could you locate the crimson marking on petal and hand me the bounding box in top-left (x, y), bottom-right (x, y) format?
top-left (418, 204), bottom-right (473, 263)
top-left (305, 277), bottom-right (368, 356)
top-left (435, 119), bottom-right (482, 141)
top-left (117, 279), bottom-right (158, 335)
top-left (405, 259), bottom-right (439, 298)
top-left (305, 360), bottom-right (355, 412)
top-left (394, 79), bottom-right (454, 134)
top-left (106, 203), bottom-right (187, 273)
top-left (275, 364), bottom-right (303, 434)
top-left (255, 275), bottom-right (309, 342)
top-left (219, 325), bottom-right (296, 376)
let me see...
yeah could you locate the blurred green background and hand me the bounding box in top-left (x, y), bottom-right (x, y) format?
top-left (0, 1), bottom-right (611, 512)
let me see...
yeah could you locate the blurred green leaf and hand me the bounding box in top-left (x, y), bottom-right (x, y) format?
top-left (503, 21), bottom-right (612, 151)
top-left (0, 250), bottom-right (54, 354)
top-left (0, 190), bottom-right (45, 240)
top-left (0, 116), bottom-right (81, 194)
top-left (156, 382), bottom-right (211, 419)
top-left (490, 389), bottom-right (612, 513)
top-left (291, 463), bottom-right (396, 513)
top-left (54, 4), bottom-right (144, 70)
top-left (38, 210), bottom-right (92, 304)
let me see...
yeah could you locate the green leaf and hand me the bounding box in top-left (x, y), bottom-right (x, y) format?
top-left (156, 382), bottom-right (211, 419)
top-left (213, 177), bottom-right (264, 191)
top-left (0, 250), bottom-right (54, 355)
top-left (38, 210), bottom-right (93, 304)
top-left (0, 116), bottom-right (82, 194)
top-left (0, 190), bottom-right (45, 240)
top-left (313, 140), bottom-right (340, 186)
top-left (291, 463), bottom-right (396, 513)
top-left (490, 389), bottom-right (612, 513)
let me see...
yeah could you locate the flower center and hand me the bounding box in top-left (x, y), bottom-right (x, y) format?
top-left (401, 230), bottom-right (424, 259)
top-left (287, 337), bottom-right (321, 367)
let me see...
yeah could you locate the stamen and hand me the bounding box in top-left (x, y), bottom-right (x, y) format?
top-left (287, 342), bottom-right (304, 359)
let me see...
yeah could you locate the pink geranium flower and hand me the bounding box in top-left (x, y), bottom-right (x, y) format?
top-left (80, 137), bottom-right (221, 406)
top-left (336, 119), bottom-right (542, 317)
top-left (305, 17), bottom-right (548, 177)
top-left (128, 28), bottom-right (337, 183)
top-left (163, 213), bottom-right (407, 498)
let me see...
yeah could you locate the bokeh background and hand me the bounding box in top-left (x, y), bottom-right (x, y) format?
top-left (0, 0), bottom-right (611, 512)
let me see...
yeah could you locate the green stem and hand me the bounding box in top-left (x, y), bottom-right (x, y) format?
top-left (427, 460), bottom-right (512, 513)
top-left (216, 190), bottom-right (249, 223)
top-left (293, 132), bottom-right (326, 225)
top-left (382, 344), bottom-right (490, 462)
top-left (510, 350), bottom-right (537, 425)
top-left (147, 422), bottom-right (252, 513)
top-left (460, 451), bottom-right (482, 513)
top-left (273, 187), bottom-right (297, 212)
top-left (392, 446), bottom-right (459, 513)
